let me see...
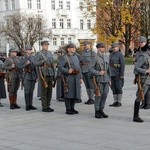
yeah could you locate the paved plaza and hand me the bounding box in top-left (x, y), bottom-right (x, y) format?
top-left (0, 65), bottom-right (150, 150)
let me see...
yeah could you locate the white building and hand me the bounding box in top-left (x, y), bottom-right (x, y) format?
top-left (0, 0), bottom-right (96, 53)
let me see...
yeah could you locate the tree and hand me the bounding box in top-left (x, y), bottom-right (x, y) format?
top-left (0, 13), bottom-right (51, 53)
top-left (84, 0), bottom-right (141, 56)
top-left (140, 0), bottom-right (150, 42)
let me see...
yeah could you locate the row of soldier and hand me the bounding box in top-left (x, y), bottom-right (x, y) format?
top-left (0, 36), bottom-right (149, 123)
top-left (0, 40), bottom-right (125, 119)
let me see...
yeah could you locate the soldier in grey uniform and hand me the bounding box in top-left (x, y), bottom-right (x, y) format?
top-left (33, 40), bottom-right (55, 112)
top-left (58, 43), bottom-right (83, 115)
top-left (90, 42), bottom-right (111, 118)
top-left (4, 48), bottom-right (21, 109)
top-left (0, 60), bottom-right (6, 107)
top-left (18, 45), bottom-right (37, 111)
top-left (56, 49), bottom-right (65, 102)
top-left (133, 36), bottom-right (150, 122)
top-left (80, 41), bottom-right (96, 104)
top-left (109, 42), bottom-right (125, 107)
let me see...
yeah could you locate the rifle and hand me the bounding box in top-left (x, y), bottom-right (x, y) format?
top-left (137, 75), bottom-right (144, 101)
top-left (93, 76), bottom-right (101, 97)
top-left (39, 68), bottom-right (48, 89)
top-left (5, 71), bottom-right (11, 92)
top-left (61, 75), bottom-right (68, 93)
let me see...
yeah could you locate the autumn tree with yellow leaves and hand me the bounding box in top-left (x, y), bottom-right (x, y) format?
top-left (84, 0), bottom-right (141, 56)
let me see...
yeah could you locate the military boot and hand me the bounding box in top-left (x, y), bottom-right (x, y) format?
top-left (133, 101), bottom-right (143, 123)
top-left (65, 99), bottom-right (74, 115)
top-left (71, 99), bottom-right (79, 114)
top-left (99, 109), bottom-right (108, 118)
top-left (95, 111), bottom-right (103, 119)
top-left (109, 94), bottom-right (118, 107)
top-left (9, 95), bottom-right (15, 109)
top-left (13, 95), bottom-right (20, 109)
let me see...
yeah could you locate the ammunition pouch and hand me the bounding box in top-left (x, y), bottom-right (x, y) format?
top-left (70, 69), bottom-right (80, 75)
top-left (110, 63), bottom-right (120, 68)
top-left (0, 72), bottom-right (6, 77)
top-left (24, 67), bottom-right (34, 73)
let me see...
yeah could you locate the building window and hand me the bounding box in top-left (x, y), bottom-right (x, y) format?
top-left (51, 0), bottom-right (55, 10)
top-left (37, 0), bottom-right (41, 9)
top-left (68, 37), bottom-right (72, 44)
top-left (28, 0), bottom-right (32, 9)
top-left (52, 18), bottom-right (56, 28)
top-left (59, 1), bottom-right (63, 9)
top-left (59, 19), bottom-right (64, 29)
top-left (66, 1), bottom-right (70, 10)
top-left (80, 19), bottom-right (84, 29)
top-left (5, 0), bottom-right (9, 10)
top-left (53, 38), bottom-right (57, 46)
top-left (87, 19), bottom-right (91, 29)
top-left (67, 19), bottom-right (71, 29)
top-left (79, 2), bottom-right (83, 11)
top-left (61, 37), bottom-right (65, 46)
top-left (11, 0), bottom-right (15, 10)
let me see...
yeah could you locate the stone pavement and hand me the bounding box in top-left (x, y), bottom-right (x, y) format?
top-left (0, 65), bottom-right (150, 150)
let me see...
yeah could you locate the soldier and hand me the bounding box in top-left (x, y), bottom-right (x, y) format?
top-left (18, 45), bottom-right (37, 111)
top-left (56, 49), bottom-right (65, 102)
top-left (33, 40), bottom-right (55, 112)
top-left (109, 42), bottom-right (125, 107)
top-left (0, 60), bottom-right (6, 107)
top-left (133, 36), bottom-right (150, 123)
top-left (80, 41), bottom-right (96, 104)
top-left (58, 43), bottom-right (83, 115)
top-left (90, 42), bottom-right (111, 118)
top-left (4, 48), bottom-right (21, 109)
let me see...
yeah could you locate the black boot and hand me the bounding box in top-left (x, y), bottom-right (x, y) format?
top-left (26, 106), bottom-right (30, 111)
top-left (109, 102), bottom-right (117, 107)
top-left (10, 104), bottom-right (15, 109)
top-left (99, 110), bottom-right (108, 118)
top-left (85, 99), bottom-right (94, 105)
top-left (133, 101), bottom-right (143, 123)
top-left (14, 103), bottom-right (21, 109)
top-left (71, 99), bottom-right (79, 114)
top-left (29, 105), bottom-right (37, 110)
top-left (65, 99), bottom-right (74, 114)
top-left (95, 111), bottom-right (103, 119)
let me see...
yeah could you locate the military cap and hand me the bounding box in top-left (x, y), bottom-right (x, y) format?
top-left (9, 48), bottom-right (18, 53)
top-left (96, 42), bottom-right (105, 48)
top-left (25, 45), bottom-right (32, 50)
top-left (111, 42), bottom-right (119, 48)
top-left (83, 41), bottom-right (91, 46)
top-left (41, 40), bottom-right (50, 46)
top-left (139, 36), bottom-right (147, 43)
top-left (66, 43), bottom-right (76, 49)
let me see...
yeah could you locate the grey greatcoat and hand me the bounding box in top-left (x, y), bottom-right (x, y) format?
top-left (58, 53), bottom-right (82, 100)
top-left (90, 52), bottom-right (111, 111)
top-left (134, 51), bottom-right (150, 102)
top-left (17, 55), bottom-right (37, 107)
top-left (80, 49), bottom-right (96, 100)
top-left (33, 49), bottom-right (55, 109)
top-left (109, 51), bottom-right (125, 94)
top-left (4, 56), bottom-right (21, 98)
top-left (0, 60), bottom-right (6, 99)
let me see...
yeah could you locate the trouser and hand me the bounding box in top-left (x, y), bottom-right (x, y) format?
top-left (24, 79), bottom-right (36, 107)
top-left (82, 72), bottom-right (94, 99)
top-left (41, 76), bottom-right (53, 109)
top-left (111, 76), bottom-right (124, 94)
top-left (134, 84), bottom-right (150, 117)
top-left (65, 98), bottom-right (75, 111)
top-left (94, 83), bottom-right (109, 111)
top-left (9, 78), bottom-right (20, 104)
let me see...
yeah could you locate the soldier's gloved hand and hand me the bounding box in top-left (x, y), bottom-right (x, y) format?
top-left (99, 70), bottom-right (105, 75)
top-left (26, 60), bottom-right (31, 65)
top-left (80, 79), bottom-right (83, 84)
top-left (11, 64), bottom-right (15, 68)
top-left (68, 68), bottom-right (73, 74)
